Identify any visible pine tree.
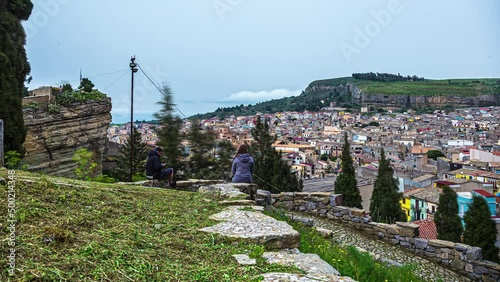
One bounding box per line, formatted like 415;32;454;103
186;120;217;179
250;116;301;193
334;132;362;208
370;148;406;223
463;196;499;262
153;83;184;177
116;127;147;181
434;185;463;242
0;0;33;153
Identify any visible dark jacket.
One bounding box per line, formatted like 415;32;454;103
231;153;254;183
145;150;163;178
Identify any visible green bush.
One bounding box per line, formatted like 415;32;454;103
48;103;60;114
56;90;107;106
23;101;39;111
5;150;28;170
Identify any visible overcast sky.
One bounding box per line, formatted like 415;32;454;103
24;0;500;123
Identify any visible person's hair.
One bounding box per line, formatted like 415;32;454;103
155;146;163;152
235;144;248;157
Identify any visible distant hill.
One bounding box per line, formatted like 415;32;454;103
190;74;500;120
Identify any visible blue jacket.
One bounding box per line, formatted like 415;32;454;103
231;153;254;183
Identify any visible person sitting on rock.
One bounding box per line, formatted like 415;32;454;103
145;146;176;188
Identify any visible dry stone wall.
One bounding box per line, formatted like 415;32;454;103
255;190;500;281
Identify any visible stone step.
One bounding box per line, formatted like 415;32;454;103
199;205;300;249
218;200;255;206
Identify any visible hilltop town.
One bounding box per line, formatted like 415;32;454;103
108;106;500;239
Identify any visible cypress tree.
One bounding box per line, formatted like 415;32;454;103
434;185;463;242
463;196;499;262
370;148;406;223
0;0;33;153
153;83;184;178
334;132;362;208
214;139;234;182
250;116;301;193
115;127;147;181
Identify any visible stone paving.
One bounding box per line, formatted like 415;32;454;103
288;212;472;282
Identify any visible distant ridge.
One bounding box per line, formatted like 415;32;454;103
190;75;500;120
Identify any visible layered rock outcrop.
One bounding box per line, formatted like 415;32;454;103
22;98;111;177
306;83;499;109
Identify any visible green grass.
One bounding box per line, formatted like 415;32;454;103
0;169;302;281
268;209;429;282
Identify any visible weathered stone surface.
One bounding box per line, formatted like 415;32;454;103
232;254;256;265
257;272;356;282
263;249;341;276
450;259;466;270
350;208;365;217
316;227;333;238
466;247;482;261
429;239;456;248
200;206;300;249
414;238;428;250
23;99;111;177
199;183;248;198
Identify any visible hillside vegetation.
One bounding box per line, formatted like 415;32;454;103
0;169;299;281
191;75;500;120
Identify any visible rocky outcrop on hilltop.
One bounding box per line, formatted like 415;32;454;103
306;83;499;109
22;98;111;177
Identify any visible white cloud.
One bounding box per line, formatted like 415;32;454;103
226;88;301;104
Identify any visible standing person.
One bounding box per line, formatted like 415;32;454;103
231;144;255;183
145;147;176;188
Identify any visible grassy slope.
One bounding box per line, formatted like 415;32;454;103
309;77;500;97
0;169;299;281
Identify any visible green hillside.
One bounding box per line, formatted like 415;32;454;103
0;169;299;281
190;75;500;120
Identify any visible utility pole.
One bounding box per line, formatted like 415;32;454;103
129;56;138;181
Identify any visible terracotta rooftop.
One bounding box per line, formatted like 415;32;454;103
413;219;437;240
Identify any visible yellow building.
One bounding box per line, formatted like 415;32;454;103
400;196;412;221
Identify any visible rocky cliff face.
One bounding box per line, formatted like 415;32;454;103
22;98;111;177
306;83;499;108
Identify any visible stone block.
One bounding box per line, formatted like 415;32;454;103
400;241;411;249
318;209;327;215
329;194;342;206
305;201;317;211
376;232;385;238
465;263;474;273
450;259;466;270
454;243;469;253
342;215;350;221
275;201;295;210
429;239;456;248
437;252;449;260
414;238;428;250
351;217;361;223
466;247;482;261
424;251;436;258
474;265;490;275
364;228;376;235
350;208;365;217
278;192;295;201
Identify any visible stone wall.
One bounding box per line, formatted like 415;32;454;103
255;190;500;281
22;98;112;177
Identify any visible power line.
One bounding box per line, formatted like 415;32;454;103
103;70;129;91
136;63;188;119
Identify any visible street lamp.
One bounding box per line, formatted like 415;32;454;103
129;56;138;182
